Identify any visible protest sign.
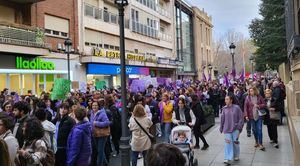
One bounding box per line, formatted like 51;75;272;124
95;81;106;90
79;82;87;93
51;78;71;100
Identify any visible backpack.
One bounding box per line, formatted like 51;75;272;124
32;139;55;166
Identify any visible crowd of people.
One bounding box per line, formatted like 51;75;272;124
0;76;286;166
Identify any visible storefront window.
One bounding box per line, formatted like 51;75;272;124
0;74;6;91
9;74;21;94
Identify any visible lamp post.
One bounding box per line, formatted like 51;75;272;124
225;66;228;73
115;0;130;166
229;43;236;77
208;64;213;79
64;38;72;83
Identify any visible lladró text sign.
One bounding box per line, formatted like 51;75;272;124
16;57;55;70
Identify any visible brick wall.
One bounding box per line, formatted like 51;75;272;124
31;0;78;52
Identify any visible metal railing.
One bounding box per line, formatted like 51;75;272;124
131;20;158;38
84;3;130;28
135;0;171;18
0;25;46;47
158;32;172;42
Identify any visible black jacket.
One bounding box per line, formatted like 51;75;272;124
110;105;122;139
14;114;30;148
55;115;75;148
174;107;192;124
264;97;280;125
191;102;206;126
148;100;159;124
272;86;284;110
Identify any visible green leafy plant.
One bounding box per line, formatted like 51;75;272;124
202;104;214;117
35;28;45;44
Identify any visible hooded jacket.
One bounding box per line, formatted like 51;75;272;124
67;121;92;166
42;120;57;152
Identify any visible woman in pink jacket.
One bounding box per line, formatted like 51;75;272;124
244;86;266;151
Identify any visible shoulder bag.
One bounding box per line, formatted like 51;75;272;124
134;118;155;143
93;111;111;137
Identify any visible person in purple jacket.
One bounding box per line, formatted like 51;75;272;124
67;107;92;166
90;101;111;166
220;95;244;165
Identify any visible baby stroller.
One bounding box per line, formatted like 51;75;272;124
170;124;198;166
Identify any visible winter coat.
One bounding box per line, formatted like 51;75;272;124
220;104;244;134
17;139;47;166
55;115;75;148
109;105;122;140
159;101;173;123
172;107;196;127
13;114;30;148
264;97;281;125
92;108;111;129
272;86;285;111
191;101;207;128
67;121;92;166
244;95;266;120
129;116;153;152
148;100;160;124
42;120;57;152
0;130;19;166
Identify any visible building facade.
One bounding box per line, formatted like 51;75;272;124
192;7;213;80
78;0;178;87
0;0;82;95
285;0;300;165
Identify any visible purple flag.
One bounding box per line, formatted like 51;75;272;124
202;72;207;82
223;73;229;87
231;68;236;79
208;74;212;82
239;71;245;83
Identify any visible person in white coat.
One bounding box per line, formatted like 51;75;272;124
129;104;153;166
0;112;19;166
35;108;57;153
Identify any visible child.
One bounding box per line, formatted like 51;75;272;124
175;132;190;144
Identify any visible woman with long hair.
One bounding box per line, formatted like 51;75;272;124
17;117;47;165
159;93;173;142
0;138;11;166
244;86;266;151
129;104;153;166
220;95;244;165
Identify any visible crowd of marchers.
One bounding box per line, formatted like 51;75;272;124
0;76;286;166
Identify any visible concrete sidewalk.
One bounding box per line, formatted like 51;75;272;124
195;118;294;166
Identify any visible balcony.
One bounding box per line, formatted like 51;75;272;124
84;3;130;28
158;32;172;42
134;0;171;19
0;25;46;48
131;20;158;38
7;0;45;4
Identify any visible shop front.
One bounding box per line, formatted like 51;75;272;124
0;54;69;95
86;63;149;88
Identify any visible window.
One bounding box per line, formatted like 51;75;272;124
85;29;101;46
85;42;90;46
104;44;109;49
45;15;69;38
109;45;114;49
99;44;103;48
85;5;94;17
115;46;119;50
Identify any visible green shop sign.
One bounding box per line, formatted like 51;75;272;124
16;57;55;70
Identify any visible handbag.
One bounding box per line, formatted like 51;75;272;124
258;109;267;116
93;126;111;137
134;118;155;143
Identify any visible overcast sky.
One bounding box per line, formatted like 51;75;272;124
189;0;261;39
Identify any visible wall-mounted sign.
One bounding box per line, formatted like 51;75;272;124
93;48;157;63
157;57;170;64
16;57;55;70
87;63;149;75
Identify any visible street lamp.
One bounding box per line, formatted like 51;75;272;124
64;38;72;82
208;64;213;74
229;43;236;77
115;0;130;166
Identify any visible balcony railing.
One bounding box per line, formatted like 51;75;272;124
84;3;130;28
0;25;46;48
158;32;172;42
131;20;158;38
135;0;171;18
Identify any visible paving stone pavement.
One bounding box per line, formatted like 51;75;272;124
109;118;294;166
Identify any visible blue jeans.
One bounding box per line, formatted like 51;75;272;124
224;130;240;161
162;122;171;142
251;118;263;145
132;151;147;166
95;137;108;166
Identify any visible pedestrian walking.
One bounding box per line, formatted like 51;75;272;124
190;95;209;150
67;107;92;166
53;103;75;166
129;104;153;166
159;93;173;142
244;87;266;151
0;138;11;166
264;89;280;148
220;95;244;165
90;100;111;166
16;117;48;166
0;112;18;166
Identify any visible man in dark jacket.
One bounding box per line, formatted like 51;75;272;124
209;85;220;117
12;101;30;148
146;93;160;140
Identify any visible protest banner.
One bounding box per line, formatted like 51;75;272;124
51;78;71;100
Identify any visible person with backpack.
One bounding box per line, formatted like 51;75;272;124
35;108;57;153
67;107;92;166
17;117;50;166
105;95;121;157
0;112;19;166
53;103;75;166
